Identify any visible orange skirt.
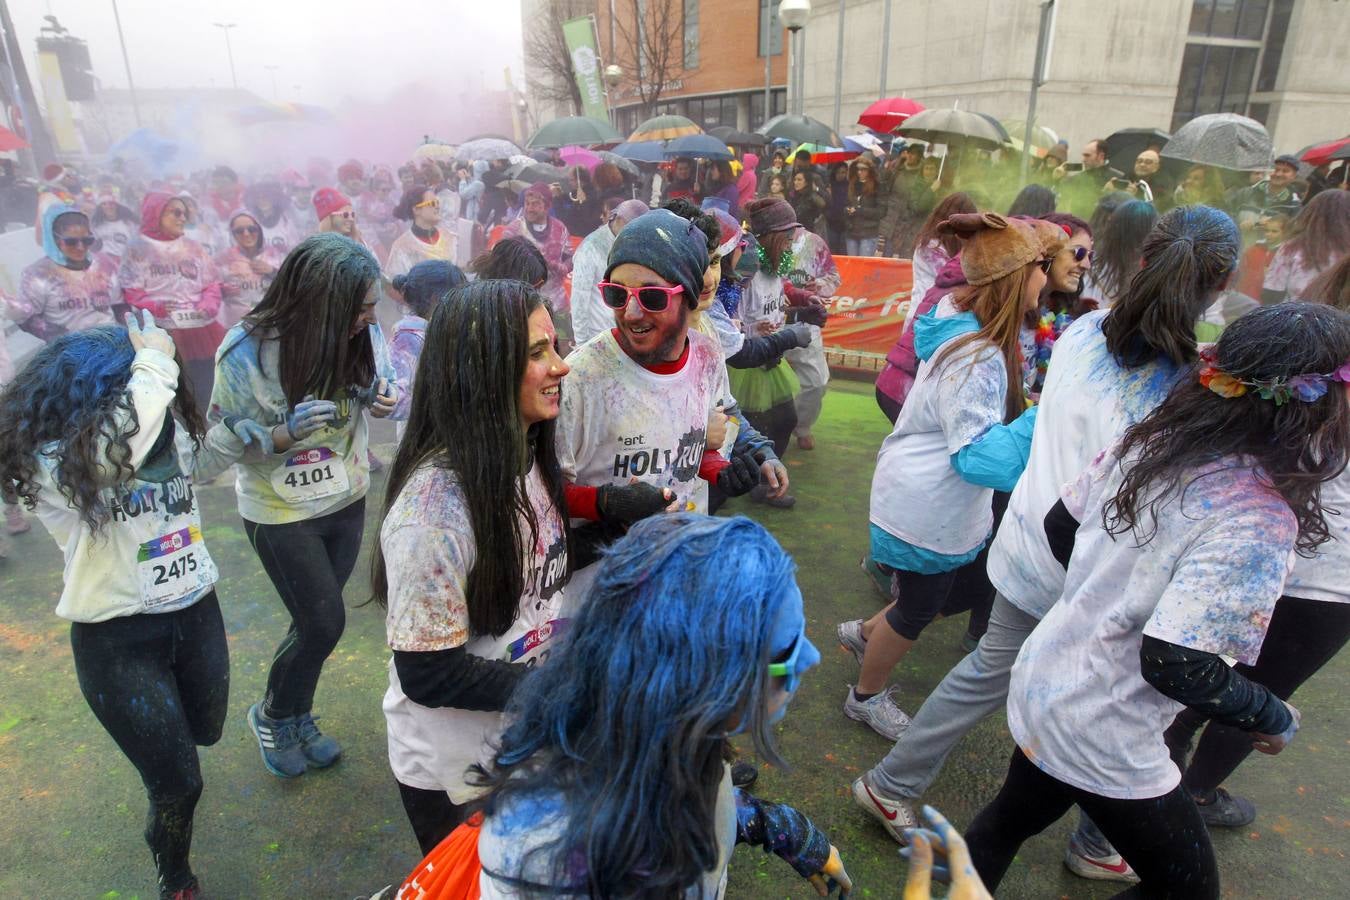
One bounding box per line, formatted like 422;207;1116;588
397;813;483;899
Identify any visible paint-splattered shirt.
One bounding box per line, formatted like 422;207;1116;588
213;244;285;330
208;322;394;525
1284;468;1350;605
10;254;121;340
380;459;569;800
1007;449;1296;799
118;234;221;330
384;227;455;279
987;310;1187;618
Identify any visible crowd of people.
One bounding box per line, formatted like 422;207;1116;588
0;130;1348;900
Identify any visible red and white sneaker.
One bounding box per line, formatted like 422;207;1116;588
851;773;919;844
1064;830;1140;883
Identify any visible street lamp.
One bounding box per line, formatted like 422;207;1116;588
603;64;622;88
212;22;238;91
603;64;623;129
780;0;811;116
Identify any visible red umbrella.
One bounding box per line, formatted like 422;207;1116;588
1301;137;1350;167
857;98;926;133
0;124;29;151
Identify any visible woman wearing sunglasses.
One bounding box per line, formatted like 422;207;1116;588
839;213;1056;745
9;203;122;341
386;186;456;278
1026;213;1095;397
119;193;224;415
215;210;285;330
472;513;853;899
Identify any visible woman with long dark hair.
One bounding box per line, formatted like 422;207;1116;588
386;185;456;278
1026;212;1093;396
967;302;1350;897
852;208;1241;872
1082;199;1158;308
471;514;852;898
0;312;270;899
211;232;398;779
840;214;1058;743
1006;184;1056;218
467;235;548;287
373;278;571;855
845;156;884;256
1262;189;1350;303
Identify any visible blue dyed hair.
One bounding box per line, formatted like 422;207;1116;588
390;258;466;319
0;325;205;533
475;513;798;896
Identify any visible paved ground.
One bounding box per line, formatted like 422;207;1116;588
0;378;1345;898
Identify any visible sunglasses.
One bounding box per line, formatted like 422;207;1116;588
767;628;807;693
232;225;261;236
332;210;356;220
1064;245;1095;264
598;281;684;312
413;198;440;210
58;236;97;248
1037;257;1054;273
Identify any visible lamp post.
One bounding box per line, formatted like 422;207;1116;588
109;0;141;127
603;64;622;129
212;22;238;91
780;0;811;117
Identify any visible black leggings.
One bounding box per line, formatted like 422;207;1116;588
244;498;365;718
742;398;798;461
397;780;471;857
69;592;230;893
1167;593;1350;795
967;749;1217;899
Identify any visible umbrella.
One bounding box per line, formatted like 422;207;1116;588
560;146;602;170
458;137;523;162
527;116;624;150
1001;119;1060;156
628;115;702;142
757;114;841;148
788;142;859;165
1161;113;1272;172
1300;137;1350;167
663;134;733;161
843;134;883;153
106;128;183;174
709;125;768;146
894;108;1006;150
0;124;28;152
612;141;667;163
1105;127;1171;167
506;161;569;183
857;97;926;133
412;142;457;163
596;150;641;177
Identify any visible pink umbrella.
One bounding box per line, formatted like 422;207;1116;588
560;146;602;171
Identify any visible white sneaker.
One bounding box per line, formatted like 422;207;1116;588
852;774;919;844
836;619;867;664
1064;830;1141;883
843;686;912;742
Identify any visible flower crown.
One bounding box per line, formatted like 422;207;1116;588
1198;345;1350;405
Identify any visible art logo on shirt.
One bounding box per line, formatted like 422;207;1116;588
110;474;195;522
610;426;706;482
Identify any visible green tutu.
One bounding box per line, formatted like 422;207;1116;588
728;359;801;413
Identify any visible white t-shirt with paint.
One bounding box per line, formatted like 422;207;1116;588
1284;468;1350;605
381;459;570;804
870;297;1007;556
987;310;1187;618
1007;450;1296;800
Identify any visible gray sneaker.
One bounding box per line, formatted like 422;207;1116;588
247;703;306;778
843;686;912;742
296;712;342;769
837;619;867;665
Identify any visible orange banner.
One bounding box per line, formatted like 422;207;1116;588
820;256;913;356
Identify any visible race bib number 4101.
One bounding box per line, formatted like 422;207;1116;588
270;447;350;504
136;525;219;608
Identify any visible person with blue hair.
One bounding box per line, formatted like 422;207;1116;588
387;258;468;427
0;311;271;899
471;513;853;897
8;203;122;341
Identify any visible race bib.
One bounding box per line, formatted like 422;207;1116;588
167;305;213;328
137;525;218;608
503;618;570;670
270;447;350;503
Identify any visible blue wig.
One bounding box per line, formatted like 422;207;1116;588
476;513;800;896
391;258;467;319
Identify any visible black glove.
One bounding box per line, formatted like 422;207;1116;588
716;453;761;497
784;322;814;348
793;302;828;327
596;481;671;524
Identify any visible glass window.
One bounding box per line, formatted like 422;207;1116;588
1208;0;1242;37
684;0;699;69
758;0;784;57
1190;0;1215;34
1236;0;1268;39
750;89;786;128
1256;0;1293;91
1172;44;1208;128
1224;47;1259;112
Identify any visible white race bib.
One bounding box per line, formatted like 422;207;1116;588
499;617;570;672
270;447;350;503
136;525;219;608
168;305;213;328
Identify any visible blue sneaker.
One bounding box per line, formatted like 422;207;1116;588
296;712;342;768
247;703;306;778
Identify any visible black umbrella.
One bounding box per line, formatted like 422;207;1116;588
756;114;841;148
709;125;768;146
1105;128;1171;168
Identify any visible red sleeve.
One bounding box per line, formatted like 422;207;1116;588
198;282;223;317
564;482;601;521
698;450;731;483
121;287;167;318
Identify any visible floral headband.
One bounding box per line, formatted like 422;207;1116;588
1198;345;1350;405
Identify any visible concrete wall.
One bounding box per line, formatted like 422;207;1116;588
1261;0;1350;153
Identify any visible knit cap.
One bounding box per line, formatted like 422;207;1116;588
312;187;351;221
744;197;799;238
605;209;709;307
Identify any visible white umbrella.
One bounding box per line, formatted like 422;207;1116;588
1162;113;1273;172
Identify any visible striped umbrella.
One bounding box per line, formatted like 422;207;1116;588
628;115;702;142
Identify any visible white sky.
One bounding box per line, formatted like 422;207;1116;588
12;0;525;107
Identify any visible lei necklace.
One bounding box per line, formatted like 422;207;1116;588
1198;345;1350;405
758;244;795;277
